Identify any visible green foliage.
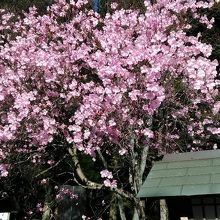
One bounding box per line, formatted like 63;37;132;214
204;4;220;64
99;0;145;15
0;0;50;14
78;153;102;182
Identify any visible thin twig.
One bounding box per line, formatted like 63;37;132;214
35;155;67;178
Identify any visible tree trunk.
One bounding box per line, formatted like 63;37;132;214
129;135;149;220
132;199;146;220
132;208;139;220
42;187;51;220
109;200;117;220
118;197;126;220
42;202;51;220
69;146;145;219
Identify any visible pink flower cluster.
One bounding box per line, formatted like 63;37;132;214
100;169;117;188
0;0;219;186
56;187;78;201
0;164;8;177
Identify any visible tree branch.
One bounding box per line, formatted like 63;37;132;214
68;147;102;189
138;146;149;186
118;196;127;220
68;146;137;201
97;148;108;168
35;156;66;179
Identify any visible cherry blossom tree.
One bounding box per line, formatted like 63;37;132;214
0;0;219;219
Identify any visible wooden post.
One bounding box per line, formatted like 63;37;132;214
160;199;168;220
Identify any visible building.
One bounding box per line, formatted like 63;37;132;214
138;150;220;220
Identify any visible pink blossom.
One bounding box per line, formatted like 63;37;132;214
0;164;8;177
56;187;78;201
119;148;127;155
40;179;47;184
100;170;113;179
142;128;154;139
103;179;117;188
213;101;220;114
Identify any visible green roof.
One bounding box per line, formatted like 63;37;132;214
137;150;220;198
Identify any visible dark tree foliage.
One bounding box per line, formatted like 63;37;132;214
0;0;51;13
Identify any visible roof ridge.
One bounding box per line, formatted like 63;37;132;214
162;150;220;162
